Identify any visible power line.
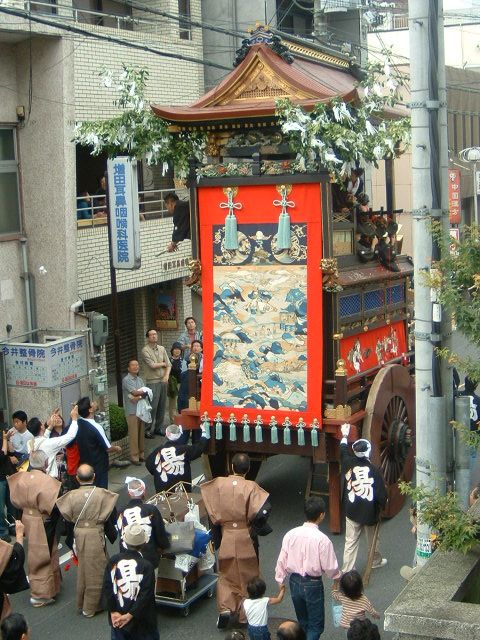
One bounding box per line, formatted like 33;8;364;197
0;5;231;70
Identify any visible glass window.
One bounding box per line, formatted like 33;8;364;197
0;130;15;161
178;0;191;40
0;128;21;236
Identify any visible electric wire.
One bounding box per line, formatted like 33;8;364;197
0;5;231;70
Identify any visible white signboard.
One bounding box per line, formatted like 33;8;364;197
1;335;88;388
107;157;141;270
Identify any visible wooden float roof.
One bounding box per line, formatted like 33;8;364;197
152;29;364;125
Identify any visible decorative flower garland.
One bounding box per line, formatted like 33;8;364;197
275;55;411;184
74;54;410;182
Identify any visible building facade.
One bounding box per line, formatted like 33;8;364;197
0;0;204;419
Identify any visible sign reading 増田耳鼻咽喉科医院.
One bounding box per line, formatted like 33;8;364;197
107;157;141;270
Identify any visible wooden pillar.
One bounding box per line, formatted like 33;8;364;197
327;434;342;534
385;157;395;212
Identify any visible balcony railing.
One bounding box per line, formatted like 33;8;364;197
14;0;191;35
76;188;186;228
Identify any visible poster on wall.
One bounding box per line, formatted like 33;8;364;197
154;288;178;330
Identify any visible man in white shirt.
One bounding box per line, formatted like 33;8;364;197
27;406;79;478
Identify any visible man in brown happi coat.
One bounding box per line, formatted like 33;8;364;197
56;464;118;618
200;453;272;629
8;449;61;608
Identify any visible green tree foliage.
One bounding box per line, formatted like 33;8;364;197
400;481;479;554
429;223;480;383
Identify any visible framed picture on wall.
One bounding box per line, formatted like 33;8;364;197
154;288;178;330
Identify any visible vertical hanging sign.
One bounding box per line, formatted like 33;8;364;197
107;157;141;269
448;169;461;225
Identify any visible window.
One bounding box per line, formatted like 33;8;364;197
178;0;191;40
0;128;21;236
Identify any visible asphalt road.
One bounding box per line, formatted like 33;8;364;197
10;447;415;640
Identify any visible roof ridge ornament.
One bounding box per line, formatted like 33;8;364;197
233;24;294;67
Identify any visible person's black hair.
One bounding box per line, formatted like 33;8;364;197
12;411;27;424
184;316;196;327
1;613;29;640
191;339;203;350
145;328;157;338
246;576;266;599
340;570;363;600
27;417;42;437
164;192;179;203
171;342;182;355
304;496;326;522
357;193;369;205
232;453;250;475
77;397;91;419
464;376;478;394
347;618;381;640
277;621;306;640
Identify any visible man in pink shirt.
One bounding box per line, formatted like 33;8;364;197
275;497;341;640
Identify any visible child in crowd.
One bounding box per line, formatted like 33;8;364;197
243;577;285;640
7;411;33;468
332;570;380;630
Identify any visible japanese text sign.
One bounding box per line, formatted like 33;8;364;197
107;157;141;269
0;335;87;388
448;169;461;224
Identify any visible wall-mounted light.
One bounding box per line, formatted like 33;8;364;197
16;106;25;122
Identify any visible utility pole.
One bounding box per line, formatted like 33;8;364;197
313;0;327;38
409;0;451;566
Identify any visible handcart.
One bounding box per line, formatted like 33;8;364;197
154;572;218;616
147;483;217;617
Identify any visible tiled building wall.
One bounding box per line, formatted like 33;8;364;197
76;217;191;299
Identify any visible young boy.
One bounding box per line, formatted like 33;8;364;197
8;412;33;466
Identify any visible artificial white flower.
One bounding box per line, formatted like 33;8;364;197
365;120;376;136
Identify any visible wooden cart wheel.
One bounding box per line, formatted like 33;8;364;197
362;364;415;518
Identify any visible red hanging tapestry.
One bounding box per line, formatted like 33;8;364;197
198;182;323;426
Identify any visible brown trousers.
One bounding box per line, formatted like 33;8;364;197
127;414;144;461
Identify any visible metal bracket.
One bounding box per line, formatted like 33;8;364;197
408;100;447;109
414;331;431;341
430;208;442;219
411;207;430;219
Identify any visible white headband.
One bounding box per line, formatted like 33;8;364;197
125;476;146;497
352;439;371;459
166;425;183;441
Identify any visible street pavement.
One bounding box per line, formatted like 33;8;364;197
10;440;416;640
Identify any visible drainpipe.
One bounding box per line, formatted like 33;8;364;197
19;237;34;335
70;299;83;331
